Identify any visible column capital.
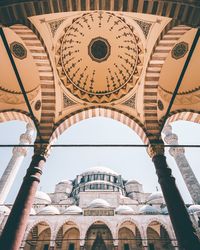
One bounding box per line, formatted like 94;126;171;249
12;146;27;157
34;142;51;159
169;147;185;157
147;143;164;158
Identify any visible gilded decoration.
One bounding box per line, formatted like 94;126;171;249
10;42;27;60
56;11;144;103
171;42;188;60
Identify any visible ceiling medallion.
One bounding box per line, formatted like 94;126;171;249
10;42;27;60
171;42;188;60
56;11;143;103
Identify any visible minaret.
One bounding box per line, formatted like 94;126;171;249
163;124;200;204
0;123;35;204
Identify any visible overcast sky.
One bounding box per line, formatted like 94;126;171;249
0;118;200;204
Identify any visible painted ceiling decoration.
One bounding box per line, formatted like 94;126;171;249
55;11;144;103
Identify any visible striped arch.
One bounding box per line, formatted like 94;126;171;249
145;217;175;241
50;107;149;144
10;24;55;142
115;218;143;240
22;219;52;247
144;25;191;140
0;1;200;27
0;109;34;125
165;110;200;125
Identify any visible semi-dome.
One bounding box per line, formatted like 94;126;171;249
115;205;134;215
81;166;119;176
63;205;83;215
37;205;60;215
30;208;36;215
0;205;10;215
88;198;111;208
188;205;200;214
35;191;51;204
125;180;140;185
139;205;160;215
147;192;164;204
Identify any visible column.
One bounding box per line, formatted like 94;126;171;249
0;123;34;204
163;124;200;204
148;143;200;250
0;143;49;250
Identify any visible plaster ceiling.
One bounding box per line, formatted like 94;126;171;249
55;11;144;103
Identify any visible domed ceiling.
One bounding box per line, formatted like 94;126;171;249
55;11;143;103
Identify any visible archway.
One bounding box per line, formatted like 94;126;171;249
85;221;113;250
147;221;175;250
118;221;143;250
24;221;51;250
55;221;80;250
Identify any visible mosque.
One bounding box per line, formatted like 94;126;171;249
1;165;200;250
0;0;200;249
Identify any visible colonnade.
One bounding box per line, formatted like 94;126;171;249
0;123;200;249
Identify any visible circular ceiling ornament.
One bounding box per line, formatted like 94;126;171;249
171;42;188;60
56;11;143;103
10;42;27;60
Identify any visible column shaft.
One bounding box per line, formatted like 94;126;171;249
152;154;200;250
0;153;46;250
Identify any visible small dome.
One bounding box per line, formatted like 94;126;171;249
30;208;36;215
147;192;164;203
37;205;60;215
0;205;10;215
35;191;51;204
89;198;111;208
63;205;83;215
125;180;140;185
57;180;72;185
161;206;168;215
81;166;119;176
115;205;134;215
188;205;200;214
139;205;160;215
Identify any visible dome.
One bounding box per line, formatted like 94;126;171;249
37;205;60;215
125;180;140;185
139;205;160;215
0;205;10;215
58;180;72;185
161;206;168;215
35;191;51;204
63;205;83;215
88;198;111;208
115;205;134;215
81;166;119;176
30;208;36;215
188;205;200;214
147;192;164;203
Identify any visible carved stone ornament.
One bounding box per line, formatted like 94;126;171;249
147;144;165;158
10;41;27;60
171;41;188;60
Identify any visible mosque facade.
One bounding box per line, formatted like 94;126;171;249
1;166;200;250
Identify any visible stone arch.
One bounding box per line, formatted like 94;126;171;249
117;219;143;250
84;220;114;250
145;217;175;242
165;110;200;126
144;25;191;140
50;106;149;144
0;109;34;125
23;219;52;249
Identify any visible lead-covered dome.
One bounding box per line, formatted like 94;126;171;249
88;198;111;208
35;191;51;204
147;192;164;204
188;205;200;214
115;205;135;215
139;205;160;215
0;205;10;215
63;205;83;215
81;166;119;176
37;205;60;215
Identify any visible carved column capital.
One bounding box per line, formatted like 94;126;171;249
147;143;164;158
169;147;185;157
12;146;27;157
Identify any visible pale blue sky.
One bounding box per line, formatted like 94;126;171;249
0;118;200;204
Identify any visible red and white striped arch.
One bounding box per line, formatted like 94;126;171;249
0;109;34;125
50;107;149;144
166;110;200;125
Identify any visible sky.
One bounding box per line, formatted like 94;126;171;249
0;117;200;204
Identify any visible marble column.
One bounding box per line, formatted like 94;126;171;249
0;123;34;204
148;143;200;250
163;124;200;204
0;143;49;250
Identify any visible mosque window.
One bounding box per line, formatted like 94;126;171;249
100;174;104;180
43;244;49;250
69;243;75;250
148;243;155;250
